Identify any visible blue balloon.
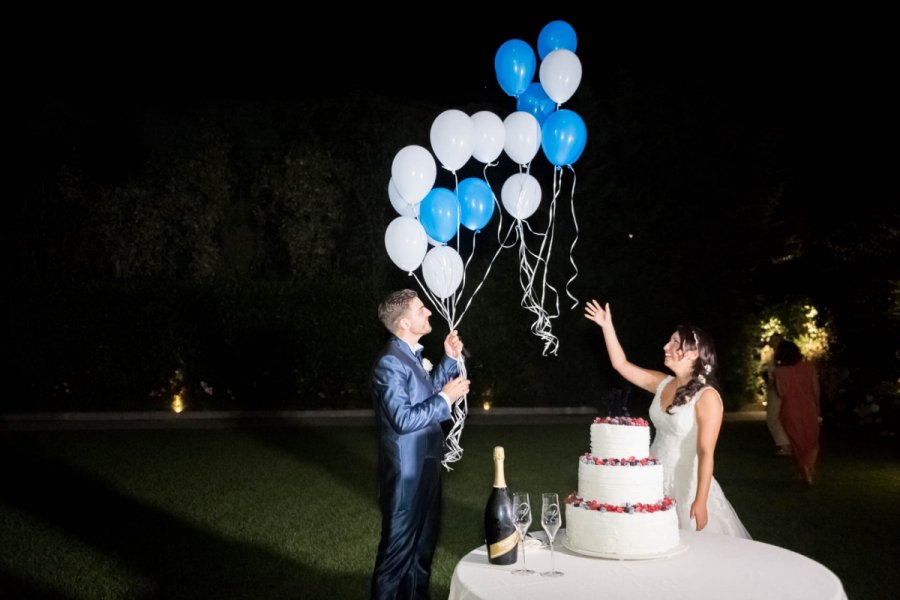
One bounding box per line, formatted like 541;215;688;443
517;82;556;126
419;187;460;243
541;109;587;167
456;178;495;232
537;20;578;60
494;39;536;97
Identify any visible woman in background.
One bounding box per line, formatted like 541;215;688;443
764;333;792;456
774;340;821;486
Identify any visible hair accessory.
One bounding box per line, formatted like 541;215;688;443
698;374;707;385
704;364;712;374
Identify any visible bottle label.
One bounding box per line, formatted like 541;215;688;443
488;532;518;558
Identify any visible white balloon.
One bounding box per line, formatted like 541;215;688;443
430;109;475;172
470;110;506;163
422;245;464;300
388;178;419;218
539;49;582;105
384;216;427;272
502;111;542;165
391;145;436;205
501;173;542;220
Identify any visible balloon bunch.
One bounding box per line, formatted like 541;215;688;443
493;20;587;355
382;20;588;468
385;111;498;470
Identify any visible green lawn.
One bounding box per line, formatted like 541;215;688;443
1;419;897;599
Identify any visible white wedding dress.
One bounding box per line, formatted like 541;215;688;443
649;376;751;538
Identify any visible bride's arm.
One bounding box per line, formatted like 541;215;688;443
691;387;724;531
584;300;666;394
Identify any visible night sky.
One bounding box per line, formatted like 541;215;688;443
20;10;893;375
26;10;807;135
21;11;880;297
24;9;817;215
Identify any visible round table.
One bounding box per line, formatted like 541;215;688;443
449;529;847;600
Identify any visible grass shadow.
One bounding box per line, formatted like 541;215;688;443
0;435;369;599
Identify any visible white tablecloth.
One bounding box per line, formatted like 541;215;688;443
449;529;847;600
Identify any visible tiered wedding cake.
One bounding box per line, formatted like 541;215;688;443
564;416;680;557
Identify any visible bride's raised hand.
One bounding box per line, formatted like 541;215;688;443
584;299;613;329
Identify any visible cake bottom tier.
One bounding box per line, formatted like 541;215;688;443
565;503;680;557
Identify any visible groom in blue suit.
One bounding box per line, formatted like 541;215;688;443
370;289;470;600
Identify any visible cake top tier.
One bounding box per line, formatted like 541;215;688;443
590;418;651;458
593;416;649;427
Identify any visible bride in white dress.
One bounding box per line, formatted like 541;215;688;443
585;300;751;538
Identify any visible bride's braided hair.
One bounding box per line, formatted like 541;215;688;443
667;325;719;414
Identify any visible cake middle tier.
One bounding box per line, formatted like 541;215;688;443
578;457;664;505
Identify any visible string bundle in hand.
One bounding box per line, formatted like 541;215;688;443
442;355;467;470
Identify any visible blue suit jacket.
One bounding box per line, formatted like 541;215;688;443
372;336;459;512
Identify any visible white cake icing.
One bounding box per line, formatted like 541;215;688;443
566;417;680;557
577;458;664;505
565;505;680;556
590;422;648;458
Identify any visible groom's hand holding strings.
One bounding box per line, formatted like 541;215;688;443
442;376;470;404
443;330;469;405
444;329;464;359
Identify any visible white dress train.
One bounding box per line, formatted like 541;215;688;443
649;376;751;539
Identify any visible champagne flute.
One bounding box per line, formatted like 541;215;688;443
511;492;534;575
540;492;564;577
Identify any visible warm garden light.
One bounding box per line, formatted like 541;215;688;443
796;306;829;360
482;387;494;411
753;304;832;403
171;393;185;413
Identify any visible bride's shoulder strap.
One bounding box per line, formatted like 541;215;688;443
655;375;673;395
694;386;723;407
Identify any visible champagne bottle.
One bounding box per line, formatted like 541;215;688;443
483;446;518;564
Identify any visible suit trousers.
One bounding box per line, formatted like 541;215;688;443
371;457;443;600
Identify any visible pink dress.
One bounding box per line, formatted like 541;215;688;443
775;362;820;470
